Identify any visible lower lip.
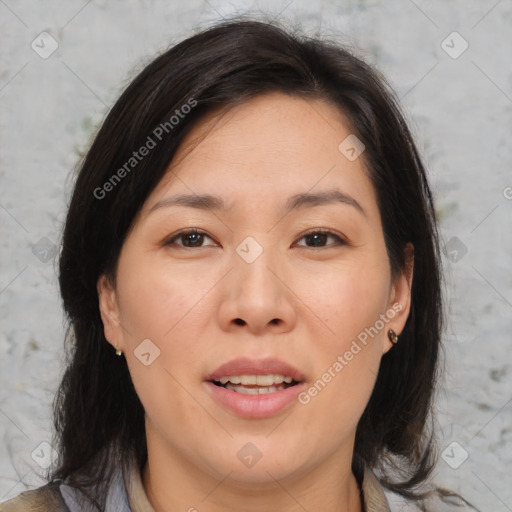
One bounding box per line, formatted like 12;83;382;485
204;381;306;419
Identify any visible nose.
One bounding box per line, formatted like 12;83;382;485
217;244;297;336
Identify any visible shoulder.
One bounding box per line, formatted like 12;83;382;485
384;487;479;512
360;463;478;512
0;481;69;512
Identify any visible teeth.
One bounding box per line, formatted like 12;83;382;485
225;383;286;395
217;374;294;386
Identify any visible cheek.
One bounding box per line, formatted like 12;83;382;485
113;251;214;399
292;258;390;428
295;256;391;345
115;255;213;341
115;262;210;438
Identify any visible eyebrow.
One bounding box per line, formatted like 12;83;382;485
148;189;366;217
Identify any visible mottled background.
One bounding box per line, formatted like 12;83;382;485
1;0;511;510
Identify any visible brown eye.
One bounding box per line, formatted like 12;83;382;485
295;230;347;248
165;229;216;248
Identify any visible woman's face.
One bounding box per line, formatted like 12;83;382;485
98;92;412;487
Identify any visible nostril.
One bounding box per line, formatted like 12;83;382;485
233;318;280;326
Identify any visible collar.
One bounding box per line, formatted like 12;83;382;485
360;464;392;512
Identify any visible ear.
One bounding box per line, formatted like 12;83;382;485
383;243;414;353
97;274;124;353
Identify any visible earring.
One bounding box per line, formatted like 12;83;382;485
388;329;399;344
115;348;123;356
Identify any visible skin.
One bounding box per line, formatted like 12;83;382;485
97;92;413;512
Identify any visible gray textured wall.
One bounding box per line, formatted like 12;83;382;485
1;1;511;510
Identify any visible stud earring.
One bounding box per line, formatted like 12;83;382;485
388;329;399;344
115;348;123;356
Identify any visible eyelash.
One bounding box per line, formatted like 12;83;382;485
164;228;348;249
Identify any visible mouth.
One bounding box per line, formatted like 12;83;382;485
210;374;302;395
204;357;307;418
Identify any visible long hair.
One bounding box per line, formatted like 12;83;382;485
52;17;445;508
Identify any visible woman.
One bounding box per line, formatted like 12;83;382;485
1;18;478;512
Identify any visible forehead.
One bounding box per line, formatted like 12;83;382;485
142;92;378;219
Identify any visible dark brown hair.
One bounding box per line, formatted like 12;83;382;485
51;16;455;509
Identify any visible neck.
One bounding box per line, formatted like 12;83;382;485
141;435;363;512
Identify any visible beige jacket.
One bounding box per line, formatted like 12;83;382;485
0;453;476;512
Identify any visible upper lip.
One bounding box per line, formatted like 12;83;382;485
206;357;306;382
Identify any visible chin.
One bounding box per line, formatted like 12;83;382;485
221;463;299;489
208;444;311;487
